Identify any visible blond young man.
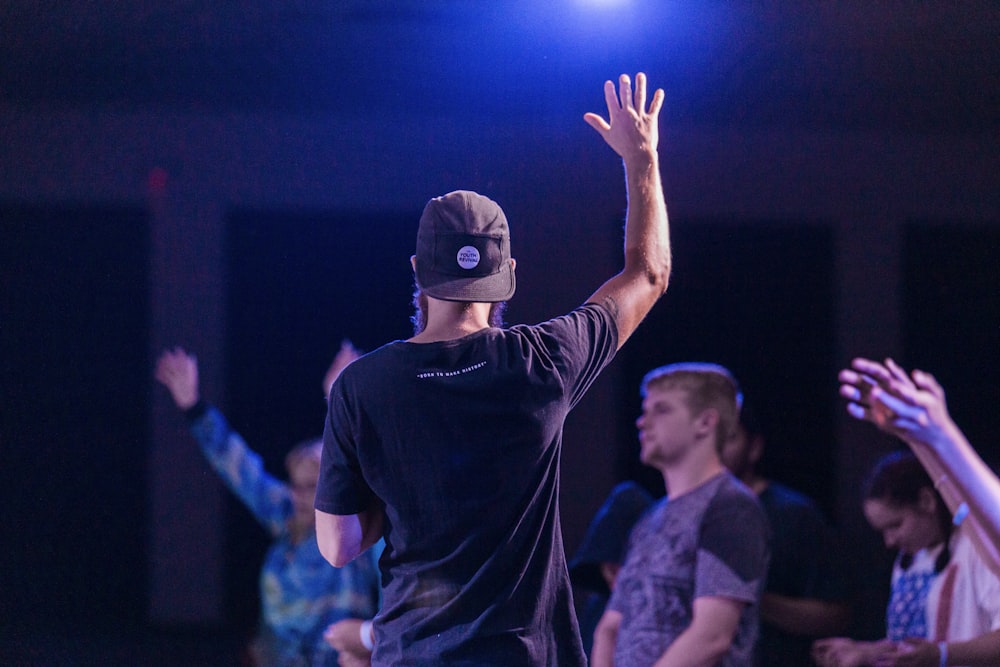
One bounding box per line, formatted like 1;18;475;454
592;363;769;667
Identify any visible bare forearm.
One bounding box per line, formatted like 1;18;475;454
623;152;670;292
593;151;670;345
947;629;1000;666
652;626;731;667
590;631;616;667
624;149;669;255
910;424;1000;573
591;610;621;667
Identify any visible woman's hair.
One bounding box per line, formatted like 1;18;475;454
864;449;952;572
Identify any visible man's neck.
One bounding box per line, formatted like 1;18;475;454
662;455;726;499
409;298;493;343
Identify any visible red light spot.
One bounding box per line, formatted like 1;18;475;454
147;167;169;195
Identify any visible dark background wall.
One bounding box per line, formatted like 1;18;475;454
1;1;998;658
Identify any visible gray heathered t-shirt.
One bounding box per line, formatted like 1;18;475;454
608;472;769;667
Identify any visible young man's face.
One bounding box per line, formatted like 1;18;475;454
635;385;704;470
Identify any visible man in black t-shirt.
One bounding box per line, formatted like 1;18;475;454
314;72;672;666
720;400;850;666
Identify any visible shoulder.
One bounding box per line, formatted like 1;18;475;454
699;475;770;579
763;481;820;510
702;475;769;542
331;341;406;390
712;473;766;510
761;482;828;524
510;303;618;344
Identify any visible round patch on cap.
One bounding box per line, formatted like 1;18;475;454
456;245;481;270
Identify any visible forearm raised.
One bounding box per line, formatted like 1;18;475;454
904;423;1000;574
590;154;670;345
623;152;671;289
584;73;671;346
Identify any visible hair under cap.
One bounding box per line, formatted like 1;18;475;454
415;190;515;302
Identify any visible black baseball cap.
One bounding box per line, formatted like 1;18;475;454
414;190;515;302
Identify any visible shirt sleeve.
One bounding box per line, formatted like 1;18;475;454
315;374;377;516
695;488;769;605
188;403;291;536
968;528;1000;631
526;303;619;410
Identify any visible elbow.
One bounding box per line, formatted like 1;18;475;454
329;554;353;568
707;638;734;663
315;511;360;567
648;246;672;296
648;262;671;297
318;539;353;568
701;629;738;663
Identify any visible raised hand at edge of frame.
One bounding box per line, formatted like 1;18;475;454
323;339;363;400
837;357;956;449
154;347;200;411
583;72;664;164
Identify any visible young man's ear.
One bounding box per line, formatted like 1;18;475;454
695;408;719;438
748;434;766;467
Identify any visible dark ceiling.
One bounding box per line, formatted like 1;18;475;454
2;1;997;132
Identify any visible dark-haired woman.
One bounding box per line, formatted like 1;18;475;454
812;452;1000;667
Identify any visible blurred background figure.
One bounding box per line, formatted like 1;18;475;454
568;481;654;659
721;398;850;665
155;342;381;667
812;451;1000;667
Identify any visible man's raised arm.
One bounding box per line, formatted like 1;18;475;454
584;72;671;349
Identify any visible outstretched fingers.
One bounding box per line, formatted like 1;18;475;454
884;357;913;385
849;357;892;383
582;79;618;133
618;73;635;112
912;368;946;401
647;86;664;117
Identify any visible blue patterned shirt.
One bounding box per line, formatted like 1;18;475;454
189;402;382;666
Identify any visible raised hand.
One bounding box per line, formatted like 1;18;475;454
584;72;664;163
840;357;1000;575
838;357;955;448
323;339;363;399
155;347;200;410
